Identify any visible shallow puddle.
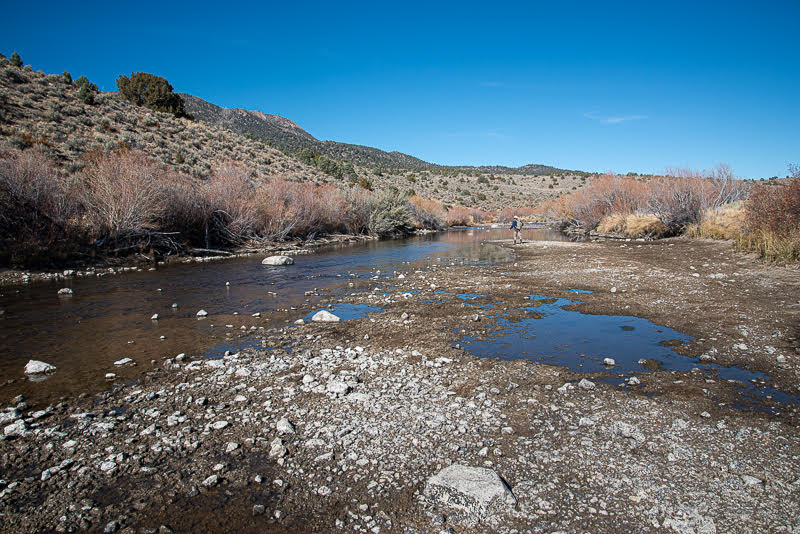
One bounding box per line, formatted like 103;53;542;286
457;294;798;411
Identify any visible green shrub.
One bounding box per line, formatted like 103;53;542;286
116;72;186;116
62;71;72;84
9;51;22;68
77;84;94;104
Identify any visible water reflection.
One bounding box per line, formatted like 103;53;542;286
0;228;527;403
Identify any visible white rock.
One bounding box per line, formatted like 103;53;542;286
294;319;305;325
603;358;616;366
114;358;134;366
151;313;159;320
612;421;645;443
424;464;516;524
99;461;117;473
225;442;239;453
610;287;617;293
24;360;57;375
276;418;296;434
212;420;230;430
196;309;208;317
327;381;351;395
57;288;73;296
202;474;219;487
269;437;287;458
262;255;294;266
63;440;77;448
311;310;340;323
578;378;595;390
3;419;28;437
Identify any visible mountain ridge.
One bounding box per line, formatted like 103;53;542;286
180;94;569;175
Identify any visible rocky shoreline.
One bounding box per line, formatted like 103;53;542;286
1;237;798;533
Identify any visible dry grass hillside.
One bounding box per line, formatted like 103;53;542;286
0;64;327;185
0;55;593;219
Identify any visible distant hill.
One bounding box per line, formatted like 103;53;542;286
181;94;434;171
181;94;571;176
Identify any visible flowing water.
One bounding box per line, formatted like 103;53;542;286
0;225;794;411
0;227;559;403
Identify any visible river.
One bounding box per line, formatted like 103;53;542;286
0;227;566;404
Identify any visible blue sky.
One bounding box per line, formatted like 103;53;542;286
3;1;798;178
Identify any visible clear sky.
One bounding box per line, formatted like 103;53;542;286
2;1;798;178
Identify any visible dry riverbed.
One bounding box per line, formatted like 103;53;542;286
1;237;799;533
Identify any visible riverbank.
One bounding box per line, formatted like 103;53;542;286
0;233;382;288
1;236;798;533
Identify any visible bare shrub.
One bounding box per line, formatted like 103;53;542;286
557;166;748;234
158;177;209;246
202;162;256;245
496;207;538;223
468;207;493;224
253;178;303;240
746;175;800;235
408;195;446;229
341;187;373;235
80;149;166;238
445;206;472;226
0;147;80;222
0;148;84;265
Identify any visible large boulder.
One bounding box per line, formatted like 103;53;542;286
24;360;57;375
311;310;340;323
424;464;516;525
262;255;294;266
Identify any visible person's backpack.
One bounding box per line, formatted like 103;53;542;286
518;220;524;230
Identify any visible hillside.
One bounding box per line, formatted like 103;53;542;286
181;93;436;171
0;66;326;184
0;58;588;215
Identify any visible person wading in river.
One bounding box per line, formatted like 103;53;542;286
510;215;523;244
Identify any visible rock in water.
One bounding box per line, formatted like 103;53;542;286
196;309;208;317
24;360;57;375
311;310;340;323
262;256;294;266
57;288;73;296
424;464;516;525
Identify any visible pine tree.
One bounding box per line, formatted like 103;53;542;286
9;51;22;68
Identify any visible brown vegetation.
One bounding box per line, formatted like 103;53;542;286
550;168;747;237
737;166;800;262
0;147;449;267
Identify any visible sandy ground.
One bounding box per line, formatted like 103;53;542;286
1;236;798;533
